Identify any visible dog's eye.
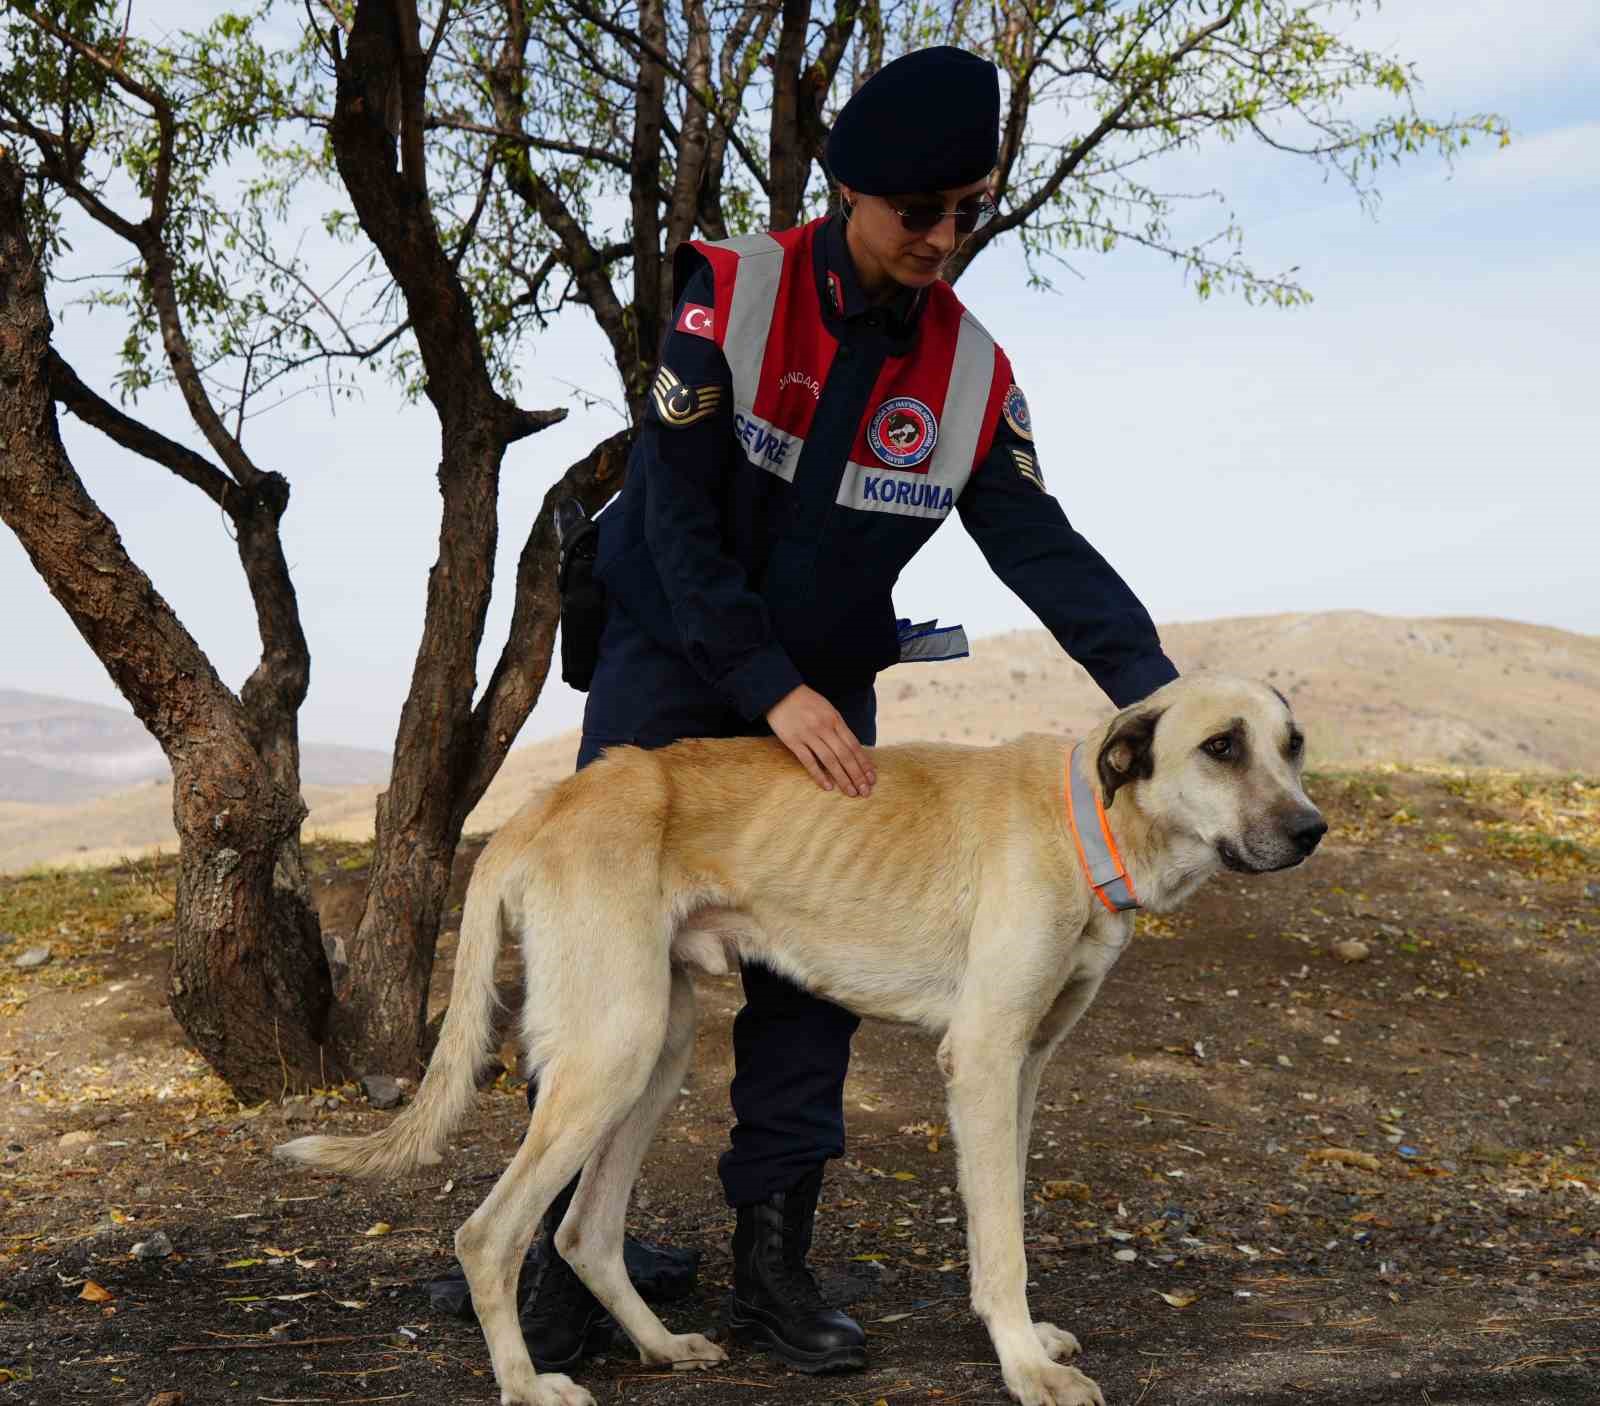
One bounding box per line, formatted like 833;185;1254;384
1202;735;1233;760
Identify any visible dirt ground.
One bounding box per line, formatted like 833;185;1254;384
2;764;1597;1406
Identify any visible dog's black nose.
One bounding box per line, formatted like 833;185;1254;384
1290;812;1328;856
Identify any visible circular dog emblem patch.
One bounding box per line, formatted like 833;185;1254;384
868;396;938;469
1002;383;1033;441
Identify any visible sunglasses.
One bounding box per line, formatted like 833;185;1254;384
882;193;998;236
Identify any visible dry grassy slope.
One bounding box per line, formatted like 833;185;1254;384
886;612;1600;770
4;611;1595;873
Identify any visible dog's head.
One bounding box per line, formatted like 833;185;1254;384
1097;674;1325;889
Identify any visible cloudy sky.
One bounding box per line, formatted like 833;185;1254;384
7;2;1597;751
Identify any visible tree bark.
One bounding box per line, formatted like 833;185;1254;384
0;151;331;1100
769;0;812;230
326;0;570;1078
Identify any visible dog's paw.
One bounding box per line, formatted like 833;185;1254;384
1004;1360;1105;1406
504;1371;595;1406
1031;1322;1083;1362
661;1332;728;1370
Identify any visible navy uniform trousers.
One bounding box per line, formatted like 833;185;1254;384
569;604;874;1208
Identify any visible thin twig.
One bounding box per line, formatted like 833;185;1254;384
170;1332;398;1354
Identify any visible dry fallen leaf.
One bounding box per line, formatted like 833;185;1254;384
1308;1147;1383;1173
1039;1179;1092;1203
363;1222;393;1237
1156;1290;1197;1308
79;1280;114;1304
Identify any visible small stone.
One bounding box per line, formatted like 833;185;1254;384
132;1231;174;1260
278;1098;315;1125
1585;881;1599;902
13;945;52;970
360;1075;403;1110
1332;940;1371;963
58;1130;94;1151
0;930;16;948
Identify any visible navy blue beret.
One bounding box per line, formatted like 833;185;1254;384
826;46;1000;196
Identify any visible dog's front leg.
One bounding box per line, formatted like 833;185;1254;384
944;1027;1104;1406
1013;1047;1082;1366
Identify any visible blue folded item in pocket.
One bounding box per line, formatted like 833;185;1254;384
896;617;970;664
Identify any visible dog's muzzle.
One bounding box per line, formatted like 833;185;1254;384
1219;808;1327;872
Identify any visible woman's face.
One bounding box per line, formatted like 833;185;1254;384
839;177;994;292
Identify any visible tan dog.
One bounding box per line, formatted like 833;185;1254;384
278;673;1324;1406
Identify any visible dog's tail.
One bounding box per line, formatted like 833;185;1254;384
273;847;511;1179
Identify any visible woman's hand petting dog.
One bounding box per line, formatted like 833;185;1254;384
766;684;876;797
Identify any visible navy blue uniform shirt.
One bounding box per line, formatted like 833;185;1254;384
593;214;1178;722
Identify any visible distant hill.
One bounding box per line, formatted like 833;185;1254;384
0;689;391;805
3;612;1596;873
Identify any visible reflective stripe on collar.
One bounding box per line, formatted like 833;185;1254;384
1065;742;1139;913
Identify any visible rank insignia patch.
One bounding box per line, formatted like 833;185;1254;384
1002;383;1033;441
652;366;723;428
1010;446;1045;491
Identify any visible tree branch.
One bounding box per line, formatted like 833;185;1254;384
45;350;237;510
946;3;1242;284
629;0;669;382
10;0;177;223
568;0;771;196
487;0;638;402
424;112;631;169
462;427;632;814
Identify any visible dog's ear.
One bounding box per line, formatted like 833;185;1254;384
1097;706;1164;809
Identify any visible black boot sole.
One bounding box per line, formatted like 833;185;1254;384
726;1302;867;1374
526;1318;615;1373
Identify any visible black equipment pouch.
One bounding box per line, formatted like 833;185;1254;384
555;498;606;691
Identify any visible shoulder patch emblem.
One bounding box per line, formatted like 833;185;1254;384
675;302;715;339
652;366;723;429
1010;446;1045;492
868;396;938;469
1002;383;1033;441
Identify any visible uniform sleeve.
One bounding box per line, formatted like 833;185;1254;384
956;402;1179;709
638;262;803;719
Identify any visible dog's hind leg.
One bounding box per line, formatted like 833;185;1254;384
455;1032;668;1406
554;969;727;1371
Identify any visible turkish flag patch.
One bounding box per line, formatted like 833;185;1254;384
675;303;715;340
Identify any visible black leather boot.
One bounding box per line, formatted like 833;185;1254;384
518;1178;614;1371
727;1166;867;1372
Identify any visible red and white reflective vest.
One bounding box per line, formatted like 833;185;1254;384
680;220;1013;521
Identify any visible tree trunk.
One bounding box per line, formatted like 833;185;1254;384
325;1;553;1077
769;0;813;230
0;151;333;1100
